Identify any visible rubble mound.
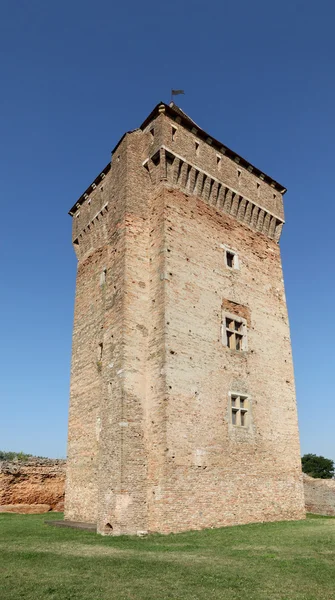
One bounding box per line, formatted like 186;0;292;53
0;458;65;512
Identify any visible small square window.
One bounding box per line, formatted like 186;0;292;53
223;248;239;270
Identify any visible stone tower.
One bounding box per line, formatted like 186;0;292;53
65;102;305;535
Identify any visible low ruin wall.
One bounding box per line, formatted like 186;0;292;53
1;463;334;518
303;473;335;516
0;459;66;513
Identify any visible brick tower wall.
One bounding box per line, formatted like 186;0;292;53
151;186;304;532
65;103;305;534
65;180;110;523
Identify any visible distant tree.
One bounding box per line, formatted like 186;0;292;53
0;450;33;462
302;454;335;479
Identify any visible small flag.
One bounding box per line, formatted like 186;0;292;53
171;89;185;96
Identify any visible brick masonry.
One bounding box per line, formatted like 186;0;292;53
303;474;335;516
65;102;305;534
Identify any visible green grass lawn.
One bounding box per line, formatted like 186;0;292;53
1;513;335;600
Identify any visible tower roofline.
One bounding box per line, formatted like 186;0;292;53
69;101;287;216
140;102;287;195
69;162;111;215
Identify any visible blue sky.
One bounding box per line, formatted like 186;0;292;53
0;0;334;460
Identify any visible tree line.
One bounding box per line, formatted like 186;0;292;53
0;451;46;461
0;450;333;477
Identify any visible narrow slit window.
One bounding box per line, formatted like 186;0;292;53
195;141;200;155
235;335;242;351
172;126;177;141
227;331;234;349
100;268;107;286
226;252;234;268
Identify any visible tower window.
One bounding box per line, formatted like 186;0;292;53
230;394;249;427
222;314;247;352
172;126;177;141
100;268;107;286
226;252;234;268
224;248;239;270
195;141;200;155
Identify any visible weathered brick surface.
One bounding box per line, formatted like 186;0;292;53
0;459;65;509
65;103;305;534
303;474;335;516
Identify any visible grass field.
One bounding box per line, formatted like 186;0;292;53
1;513;335;600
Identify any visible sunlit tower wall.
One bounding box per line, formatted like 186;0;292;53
65;102;305;535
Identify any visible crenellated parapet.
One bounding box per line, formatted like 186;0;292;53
143;146;284;242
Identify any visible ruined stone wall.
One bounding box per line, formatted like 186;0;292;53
303;474;335;516
0;459;65;511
